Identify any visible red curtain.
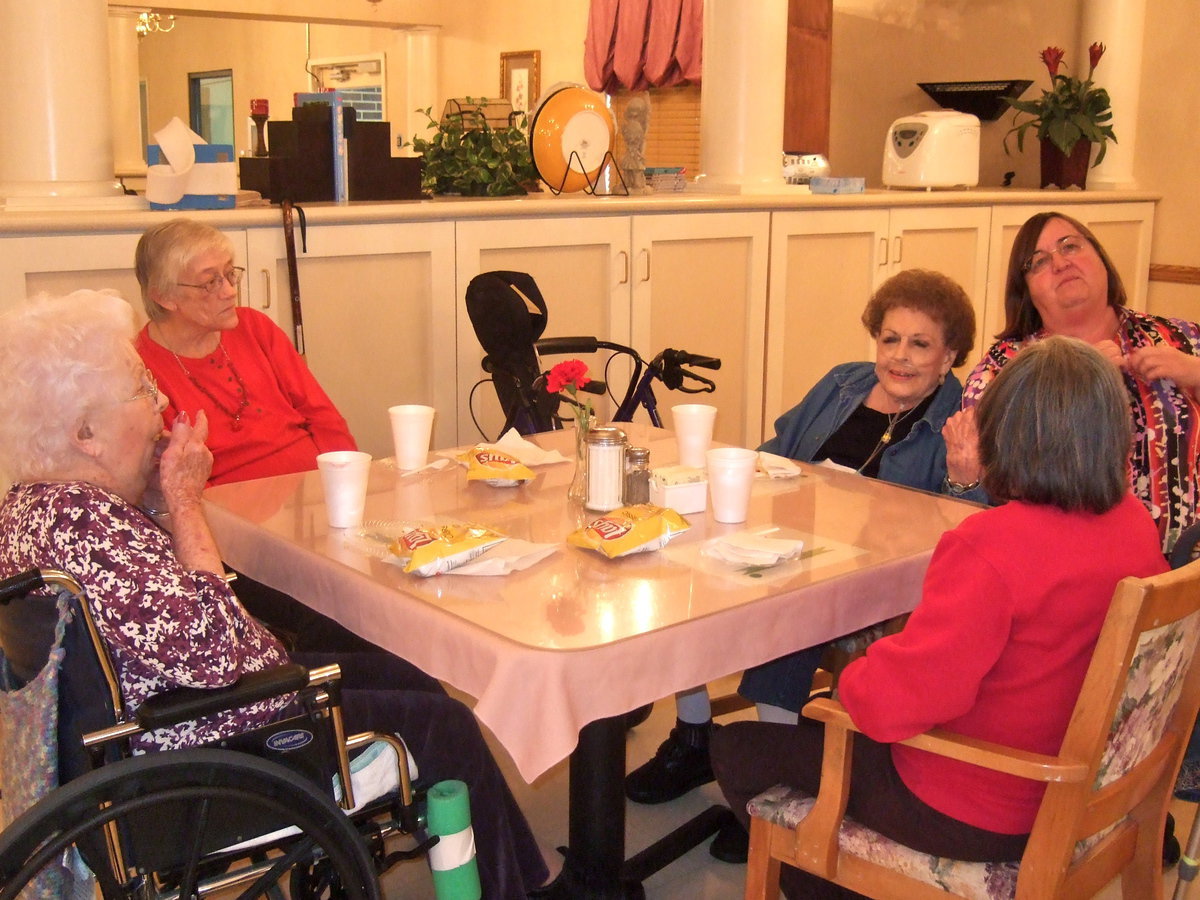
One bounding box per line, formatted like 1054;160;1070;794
584;0;703;93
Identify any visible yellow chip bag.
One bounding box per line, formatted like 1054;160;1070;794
567;504;690;559
389;523;507;576
458;446;536;486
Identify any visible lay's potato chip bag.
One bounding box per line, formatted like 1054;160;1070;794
389;523;507;576
457;446;536;486
567;504;690;559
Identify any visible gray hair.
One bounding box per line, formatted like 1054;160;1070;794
0;291;137;483
134;218;235;322
978;336;1130;513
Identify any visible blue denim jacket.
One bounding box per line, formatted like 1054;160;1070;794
759;362;982;500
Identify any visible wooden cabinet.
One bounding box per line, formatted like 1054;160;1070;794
765;206;989;441
0;229;247;322
245;221;457;457
455;211;770;448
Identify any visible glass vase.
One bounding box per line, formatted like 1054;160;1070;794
567;415;592;504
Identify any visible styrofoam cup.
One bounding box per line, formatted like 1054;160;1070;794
671;404;717;468
316;451;372;529
706;447;758;524
388;404;436;470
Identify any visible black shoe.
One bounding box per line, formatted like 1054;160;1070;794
625;703;654;730
709;816;749;864
625;718;718;804
1164;812;1181;868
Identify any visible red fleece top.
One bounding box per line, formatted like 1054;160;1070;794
136;309;356;486
838;493;1167;834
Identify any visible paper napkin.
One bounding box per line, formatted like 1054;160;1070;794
702;531;805;567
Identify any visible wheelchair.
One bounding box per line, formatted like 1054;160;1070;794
0;567;439;899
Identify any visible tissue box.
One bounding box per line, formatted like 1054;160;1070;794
146;143;237;210
649;465;708;514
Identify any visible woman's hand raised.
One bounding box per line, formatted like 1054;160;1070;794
942;407;983;489
156;411;225;574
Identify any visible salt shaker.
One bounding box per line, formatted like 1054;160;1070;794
585;426;627;511
623;446;651;505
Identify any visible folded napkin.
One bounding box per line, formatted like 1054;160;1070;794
383;457;452;476
449;539;558;576
758;451;803;479
439;429;570;467
702;531;804;567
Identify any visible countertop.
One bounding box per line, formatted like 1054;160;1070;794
0;185;1160;236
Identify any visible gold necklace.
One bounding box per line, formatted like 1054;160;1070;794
856;404;918;474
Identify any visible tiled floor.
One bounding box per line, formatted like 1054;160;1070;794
383;678;1197;898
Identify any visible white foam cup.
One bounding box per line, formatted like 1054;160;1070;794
388;404;436;470
706;447;758;524
671;404;718;468
316;451;373;529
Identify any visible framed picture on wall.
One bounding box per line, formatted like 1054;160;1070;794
500;50;540;115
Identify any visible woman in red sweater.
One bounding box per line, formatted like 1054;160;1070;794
134;218;356;487
711;336;1168;899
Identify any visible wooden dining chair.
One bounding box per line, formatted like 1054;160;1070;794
742;558;1200;900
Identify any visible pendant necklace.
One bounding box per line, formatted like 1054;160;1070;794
157;325;250;431
857;403;918;474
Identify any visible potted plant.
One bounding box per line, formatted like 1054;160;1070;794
1004;43;1117;189
406;99;537;197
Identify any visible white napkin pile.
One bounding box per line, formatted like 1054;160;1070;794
449;538;558;576
702;531;805;567
758;451;803;479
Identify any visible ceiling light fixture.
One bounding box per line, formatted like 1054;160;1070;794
136;12;176;38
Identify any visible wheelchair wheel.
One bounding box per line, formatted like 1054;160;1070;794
0;748;380;900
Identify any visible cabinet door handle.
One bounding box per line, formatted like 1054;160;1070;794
878;237;888;267
639;248;651;282
617;250;629;285
259;268;271;310
892;236;902;265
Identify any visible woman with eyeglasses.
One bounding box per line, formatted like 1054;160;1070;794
134;218;356;487
949;211;1200;554
0;292;560;899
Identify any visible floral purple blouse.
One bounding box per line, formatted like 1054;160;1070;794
0;481;291;751
962;307;1200;554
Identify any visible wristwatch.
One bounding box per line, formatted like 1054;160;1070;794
943;475;981;496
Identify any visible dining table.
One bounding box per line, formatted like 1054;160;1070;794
202;423;980;898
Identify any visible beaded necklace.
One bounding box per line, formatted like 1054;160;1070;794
158;327;250;431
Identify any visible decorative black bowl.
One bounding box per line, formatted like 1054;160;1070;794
917;80;1034;121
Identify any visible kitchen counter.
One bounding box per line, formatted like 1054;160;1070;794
0;186;1160;235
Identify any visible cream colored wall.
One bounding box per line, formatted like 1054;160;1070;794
1136;0;1200;322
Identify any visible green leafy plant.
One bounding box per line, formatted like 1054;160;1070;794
1005;43;1117;165
406;99;536;197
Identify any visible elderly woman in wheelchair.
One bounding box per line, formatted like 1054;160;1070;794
0;291;556;898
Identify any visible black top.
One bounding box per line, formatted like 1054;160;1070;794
814;391;937;479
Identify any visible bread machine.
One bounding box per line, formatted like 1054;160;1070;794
883;110;980;189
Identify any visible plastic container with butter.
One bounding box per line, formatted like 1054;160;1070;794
649;464;708;514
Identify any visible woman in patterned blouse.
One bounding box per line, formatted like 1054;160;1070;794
946;211;1200;554
0;291;555;899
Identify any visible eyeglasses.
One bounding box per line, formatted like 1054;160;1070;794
176;266;245;294
125;368;160;404
1023;236;1088;276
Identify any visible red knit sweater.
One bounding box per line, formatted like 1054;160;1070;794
838;493;1167;834
136;309;356;486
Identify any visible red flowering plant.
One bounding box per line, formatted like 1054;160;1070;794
546;359;594;433
1005;43;1117;164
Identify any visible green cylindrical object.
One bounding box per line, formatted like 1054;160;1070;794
427;779;481;900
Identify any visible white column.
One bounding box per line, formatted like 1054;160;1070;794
398;28;440;155
695;0;788;193
1080;0;1144;190
108;10;147;179
0;0;141;209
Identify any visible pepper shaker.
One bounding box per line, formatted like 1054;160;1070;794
623;446;651;505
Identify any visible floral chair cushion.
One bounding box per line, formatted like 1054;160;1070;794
748;611;1200;899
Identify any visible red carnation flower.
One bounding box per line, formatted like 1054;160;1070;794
546;359;591;394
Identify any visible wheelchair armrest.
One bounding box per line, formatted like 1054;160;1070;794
135;663;311;731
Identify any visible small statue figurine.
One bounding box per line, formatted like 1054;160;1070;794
619;94;651;193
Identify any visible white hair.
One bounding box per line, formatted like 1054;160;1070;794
0;290;137;483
